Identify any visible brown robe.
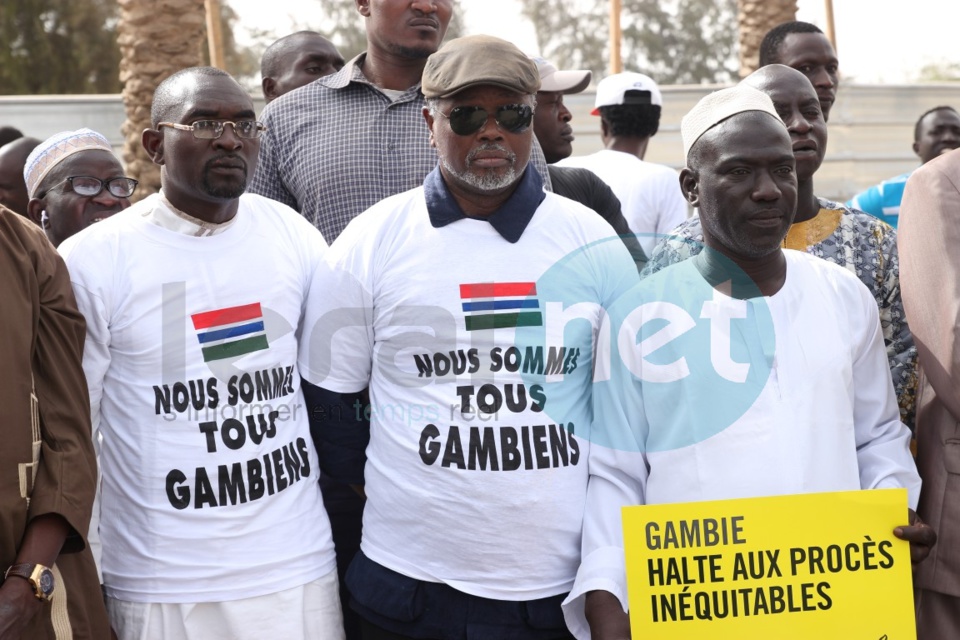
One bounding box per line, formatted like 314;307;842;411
900;148;960;636
0;207;110;638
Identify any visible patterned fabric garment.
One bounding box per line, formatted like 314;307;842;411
250;53;552;244
644;197;918;429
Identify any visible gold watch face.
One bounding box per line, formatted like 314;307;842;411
36;568;54;598
24;565;55;600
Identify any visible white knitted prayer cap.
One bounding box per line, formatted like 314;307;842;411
24;128;113;198
681;84;781;159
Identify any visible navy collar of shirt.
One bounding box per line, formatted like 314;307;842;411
423;165;546;243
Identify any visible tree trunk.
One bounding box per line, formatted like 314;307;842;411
736;0;798;78
117;0;207;200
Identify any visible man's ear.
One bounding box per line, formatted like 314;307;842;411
356;0;370;17
26;198;45;228
912;141;921;158
423;106;437;148
262;78;278;103
141;128;165;166
679;167;699;207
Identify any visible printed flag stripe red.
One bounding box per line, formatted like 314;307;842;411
460;282;537;299
459;281;542;331
191;302;262;329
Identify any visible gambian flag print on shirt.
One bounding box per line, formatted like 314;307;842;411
191;302;269;362
460;282;542;331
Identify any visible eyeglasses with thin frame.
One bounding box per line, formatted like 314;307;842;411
157;120;267;140
436;104;534;136
45;176;139;199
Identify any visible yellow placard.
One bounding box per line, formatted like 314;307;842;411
623;489;915;639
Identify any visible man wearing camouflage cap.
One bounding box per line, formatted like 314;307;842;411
299;34;637;640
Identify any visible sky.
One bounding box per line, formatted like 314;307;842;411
229;0;960;84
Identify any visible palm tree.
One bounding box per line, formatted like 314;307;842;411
117;0;207;199
736;0;798;77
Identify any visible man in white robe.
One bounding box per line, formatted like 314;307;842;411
562;84;935;640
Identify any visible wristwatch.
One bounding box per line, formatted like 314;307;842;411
4;563;55;601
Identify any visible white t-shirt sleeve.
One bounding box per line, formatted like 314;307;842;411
298;217;375;393
59;232;114;578
563;305;649;639
848;279;921;507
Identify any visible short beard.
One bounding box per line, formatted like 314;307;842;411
441;144;519;193
388;42;437;60
201;159;248;200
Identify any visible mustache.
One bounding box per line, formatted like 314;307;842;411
465;143;516;164
204;154;248;172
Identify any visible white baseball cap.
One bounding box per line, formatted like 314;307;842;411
531;57;591;94
592;72;662;115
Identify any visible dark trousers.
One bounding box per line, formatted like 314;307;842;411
348;551;575;640
321;475;365;640
360;617;423;640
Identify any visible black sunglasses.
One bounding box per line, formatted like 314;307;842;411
437;104;534;136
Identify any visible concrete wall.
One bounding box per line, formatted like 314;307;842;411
565;83;960;203
0;94;267;157
3;84;959;203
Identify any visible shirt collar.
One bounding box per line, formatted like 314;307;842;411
143;191;237;237
323;52;423;101
423;164;545;243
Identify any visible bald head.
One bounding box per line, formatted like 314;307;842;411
261;31;344;102
744;64;812;93
0;136;41;216
742;64;827;181
151;66;235;128
0;136;41;168
0;127;23;148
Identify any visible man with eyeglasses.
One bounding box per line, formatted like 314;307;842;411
60;67;343;640
23;129;134;247
299;35;637;640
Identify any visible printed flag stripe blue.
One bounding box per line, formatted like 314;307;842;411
461;299;540;312
197;321;265;344
191;302;270;363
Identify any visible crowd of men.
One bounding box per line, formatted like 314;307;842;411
1;3;958;640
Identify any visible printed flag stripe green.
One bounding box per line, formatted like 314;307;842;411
465;312;543;331
201;335;269;362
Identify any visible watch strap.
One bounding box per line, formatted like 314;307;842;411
4;563;54;600
5;563;35;581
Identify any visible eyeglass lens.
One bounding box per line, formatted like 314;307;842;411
193;120;260;139
70;177;138;198
447;105;533;136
